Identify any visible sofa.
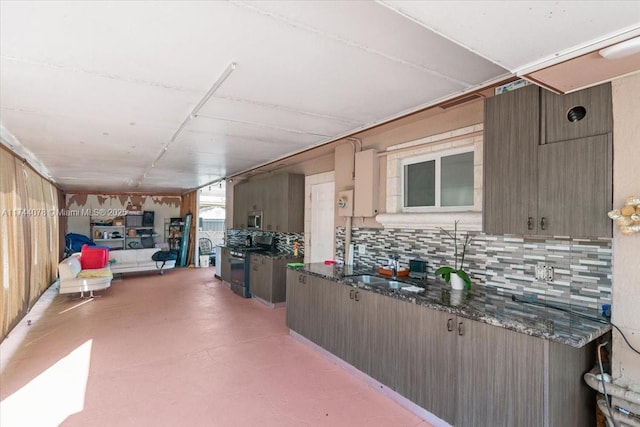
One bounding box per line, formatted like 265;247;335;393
109;248;176;275
58;253;113;296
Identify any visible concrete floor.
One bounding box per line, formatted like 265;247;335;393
0;268;431;427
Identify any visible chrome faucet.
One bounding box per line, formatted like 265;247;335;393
390;255;399;280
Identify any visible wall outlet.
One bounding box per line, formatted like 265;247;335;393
357;244;366;255
286;237;290;245
535;264;554;282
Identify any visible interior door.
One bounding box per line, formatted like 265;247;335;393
309;181;335;263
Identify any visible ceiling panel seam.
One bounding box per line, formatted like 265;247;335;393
213;95;362;125
195;114;333;137
376;0;513;72
231;0;472;87
0;55;201;94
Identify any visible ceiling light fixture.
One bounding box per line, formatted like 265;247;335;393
138;62;237;187
192;62;237;117
599;36;640;59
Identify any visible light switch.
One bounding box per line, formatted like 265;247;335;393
357;244;366;255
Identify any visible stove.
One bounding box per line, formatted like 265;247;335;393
228;235;276;298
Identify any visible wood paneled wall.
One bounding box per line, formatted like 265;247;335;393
0;146;61;342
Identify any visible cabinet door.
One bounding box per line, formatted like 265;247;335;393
366;293;401;391
543;83;612;144
483;85;540;235
221;247;231;282
232;183;248;229
246;179;264;213
538;134;612;237
313;278;349;356
262;174;282;232
263;174;305;233
285;174;305;233
249;256;265;300
286;270;310;334
270;258;290;304
395;304;457;424
341;288;371;371
455;319;544;427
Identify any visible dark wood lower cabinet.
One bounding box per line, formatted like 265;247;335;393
220;247;231;283
285;272;595;427
396;302;458;423
252;255;301;304
455;318;544;427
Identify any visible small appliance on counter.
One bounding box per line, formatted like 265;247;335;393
409;259;427;279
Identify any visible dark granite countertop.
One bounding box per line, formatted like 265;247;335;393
251;251;302;260
289;263;611;348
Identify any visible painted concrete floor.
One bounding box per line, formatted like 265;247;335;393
1;268;431;427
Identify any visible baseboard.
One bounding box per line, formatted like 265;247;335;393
288;329;452;427
252;296;286;309
1;280;60;374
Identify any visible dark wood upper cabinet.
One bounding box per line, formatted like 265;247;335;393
483;84;539;235
263;173;305;233
233;173;304;233
542;83;613;144
483;82;612;238
538;134;612;237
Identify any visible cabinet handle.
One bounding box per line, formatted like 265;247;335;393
527;217;534;231
354;291;360;302
447;318;454;332
540;217;547;231
458;322;464;336
349;289;355;299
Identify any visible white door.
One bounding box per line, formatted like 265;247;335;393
309;181;335;263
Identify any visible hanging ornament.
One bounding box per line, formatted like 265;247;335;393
608;195;640;235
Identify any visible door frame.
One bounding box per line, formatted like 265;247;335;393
305;172;335;264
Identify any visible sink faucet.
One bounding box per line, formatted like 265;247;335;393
390;255;399;280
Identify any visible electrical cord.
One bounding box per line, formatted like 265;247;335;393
609;322;640;356
510;294;640;355
598;341;618;427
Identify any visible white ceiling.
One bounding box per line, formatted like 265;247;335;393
1;1;639;193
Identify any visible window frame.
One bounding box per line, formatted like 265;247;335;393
400;146;475;213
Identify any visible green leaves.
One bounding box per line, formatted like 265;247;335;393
456;270;472;290
438;220;474;289
435;266;472;290
435;266;456;283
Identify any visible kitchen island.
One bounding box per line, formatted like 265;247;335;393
286;263;610;427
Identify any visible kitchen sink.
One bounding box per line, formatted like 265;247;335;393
350;274;388;285
349;274;412;290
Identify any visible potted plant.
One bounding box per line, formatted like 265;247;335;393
435;220;474;290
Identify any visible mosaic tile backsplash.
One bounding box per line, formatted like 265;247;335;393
336;227;611;309
227;229;305;255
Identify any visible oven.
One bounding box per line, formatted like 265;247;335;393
229;250;250;298
227;235;276;298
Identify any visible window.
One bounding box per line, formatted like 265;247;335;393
402;149;474;210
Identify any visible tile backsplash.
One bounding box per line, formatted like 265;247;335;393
227;229;304;255
336;227;611;309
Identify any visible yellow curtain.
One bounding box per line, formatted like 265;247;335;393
180;190;198;266
0;147;60;341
